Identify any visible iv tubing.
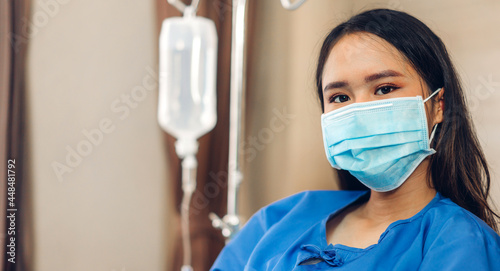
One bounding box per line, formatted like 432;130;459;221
180;155;197;271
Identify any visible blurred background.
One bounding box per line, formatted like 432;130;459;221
1;0;499;270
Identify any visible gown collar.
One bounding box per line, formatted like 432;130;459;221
297;190;443;267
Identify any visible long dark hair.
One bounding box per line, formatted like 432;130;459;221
316;9;499;231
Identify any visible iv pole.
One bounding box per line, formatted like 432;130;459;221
209;0;247;239
210;0;308;241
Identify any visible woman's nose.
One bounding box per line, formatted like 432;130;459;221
354;92;372;103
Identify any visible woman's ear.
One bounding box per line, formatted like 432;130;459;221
433;88;445;124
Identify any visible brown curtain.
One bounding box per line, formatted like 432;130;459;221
0;0;31;270
156;1;254;270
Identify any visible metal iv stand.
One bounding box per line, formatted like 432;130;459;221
209;0;308;240
209;0;248;240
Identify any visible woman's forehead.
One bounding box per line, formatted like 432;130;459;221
322;32;417;83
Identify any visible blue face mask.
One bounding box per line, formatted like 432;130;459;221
321;88;442;192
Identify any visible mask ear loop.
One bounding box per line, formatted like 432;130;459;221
429;124;438;145
424;88;443;146
423;88;442;103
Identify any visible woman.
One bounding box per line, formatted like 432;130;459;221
211;9;500;270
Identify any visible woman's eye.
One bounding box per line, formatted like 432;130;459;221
375;86;397;95
331;94;350;103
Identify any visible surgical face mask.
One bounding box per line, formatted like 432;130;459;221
321;88;442;192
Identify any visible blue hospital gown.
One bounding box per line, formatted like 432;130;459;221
210;190;500;270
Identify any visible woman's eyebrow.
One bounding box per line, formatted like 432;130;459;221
323;81;348;92
365;69;403;82
323;70;403;92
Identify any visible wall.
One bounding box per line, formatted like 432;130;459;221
27;0;171;270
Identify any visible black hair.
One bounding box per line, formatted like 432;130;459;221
316;9;499;231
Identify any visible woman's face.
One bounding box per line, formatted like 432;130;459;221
321;32;443;129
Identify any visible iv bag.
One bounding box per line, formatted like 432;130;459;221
158;15;218;145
